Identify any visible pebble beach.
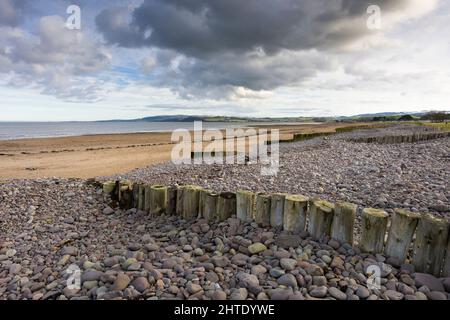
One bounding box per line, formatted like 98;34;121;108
1;124;449;300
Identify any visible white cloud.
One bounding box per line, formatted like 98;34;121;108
0;15;111;102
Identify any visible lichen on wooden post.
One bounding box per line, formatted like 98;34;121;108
384;208;420;264
217;192;237;221
330;202;357;245
149;185;168;216
359;208;388;254
181;185;203;220
102;181;116;196
202;191;219;222
283;195;308;234
255;193;271;227
412;213;449;276
270;193;287;228
166;186;177;215
307;199;335;241
236;190;255;222
137;184;145;211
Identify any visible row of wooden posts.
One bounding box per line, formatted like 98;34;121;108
345;131;450;144
103;181;450;277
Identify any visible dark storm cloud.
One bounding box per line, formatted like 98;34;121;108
96;6;147;48
94;0;432;98
97;0;421;56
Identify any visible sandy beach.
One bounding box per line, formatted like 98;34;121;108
0;122;372;179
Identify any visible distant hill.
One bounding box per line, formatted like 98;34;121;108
344;111;426;119
99;115;315;123
99;111;441;123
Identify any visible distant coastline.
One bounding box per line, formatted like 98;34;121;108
0;111;443;141
97;112;428;123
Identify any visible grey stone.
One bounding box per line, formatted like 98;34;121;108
60;246;78;256
103;207;114;215
426;291;447;300
269;267;285;278
230;288;248;300
309;286;328;298
280;258;297;271
231;253;249;266
186;282;203;295
355;286;370;299
81;269;103;282
277;274;297;288
413;273;444;292
237;272;259;289
270;288;293;300
211;256;230;267
328;287;347;300
251;265;267;275
211;290;227;300
384;290;404;300
131;277;149;292
312;276;327;286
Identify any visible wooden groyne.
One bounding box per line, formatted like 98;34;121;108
345;131;450;144
103;181;450;277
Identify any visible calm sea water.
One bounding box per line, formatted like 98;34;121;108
0;121;277;140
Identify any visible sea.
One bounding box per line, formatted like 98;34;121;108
0;121;302;141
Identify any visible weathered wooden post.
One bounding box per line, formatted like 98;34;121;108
330;202;357;245
144;184;152;213
443;239;450;277
149;185;168;216
166;186;177;215
198;189;207;218
132;184;139;208
217;192;237;221
270;193;286;228
112;180;121;201
181;185;203;219
176;185;184;216
384;209;420;264
255;193;271;227
137;184;145;211
102;181;116;196
236;190;255;222
119;181;133;209
283;195;308;234
359;208;388;254
412;214;449;276
308;199;335;241
202;191;219;222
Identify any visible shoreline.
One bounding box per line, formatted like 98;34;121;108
0;121;320;142
0;122;383;179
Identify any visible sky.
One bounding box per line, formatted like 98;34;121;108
0;0;449;121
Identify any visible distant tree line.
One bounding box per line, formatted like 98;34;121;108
369;111;449;122
419;111;450;122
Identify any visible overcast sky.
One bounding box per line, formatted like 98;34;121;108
0;0;449;121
